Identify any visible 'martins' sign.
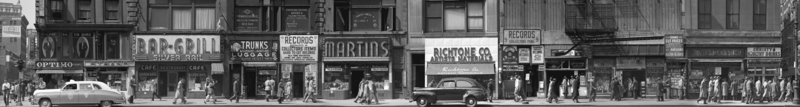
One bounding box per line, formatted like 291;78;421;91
133;35;221;61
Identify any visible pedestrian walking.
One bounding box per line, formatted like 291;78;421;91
779;78;787;101
367;76;379;104
264;77;275;102
486;78;495;103
785;78;795;102
514;75;525;102
742;78;749;103
697;77;708;104
151;79;162;101
571;75;579;103
285;79;293;102
708;76;717;103
562;77;569;99
722;80;729;101
229;78;241;103
26;81;35;103
589;80;596;102
657;78;664;101
547;78;558;103
172;78;187;104
303;77;317;103
755;79;763;103
633;79;641;99
204;77;217;104
2;81;10;106
128;77;137;104
679;77;686;100
14;81;23;106
277;79;286;104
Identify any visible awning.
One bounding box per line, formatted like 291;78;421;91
36;70;84;74
426;64;495;75
211;63;224;74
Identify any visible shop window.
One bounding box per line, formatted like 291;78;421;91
425;0;484;32
333;0;396;31
149;0;217;30
189;73;207;91
726;0;739;29
105;0;120;20
233;0;311;31
77;0;93;22
753;0;766;30
49;0;65;21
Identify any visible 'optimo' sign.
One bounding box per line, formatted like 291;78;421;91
133;35;221;61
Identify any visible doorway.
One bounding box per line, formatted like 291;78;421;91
245;71;257;98
350;70;365;97
292;72;305;98
414;65;425;87
158;72;168;96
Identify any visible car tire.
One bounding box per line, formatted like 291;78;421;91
100;101;112;107
415;96;431;107
39;99;52;107
465;96;478;107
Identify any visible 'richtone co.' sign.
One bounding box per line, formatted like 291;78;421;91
133;35;221;61
425;38;498;75
231;40;278;62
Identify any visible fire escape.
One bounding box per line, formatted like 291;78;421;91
563;0;663;55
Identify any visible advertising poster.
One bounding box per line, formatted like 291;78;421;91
518;48;531;63
2;26;20;37
531;46;544;64
280;35;318;62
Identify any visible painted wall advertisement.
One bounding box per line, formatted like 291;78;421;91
425;38;498;75
230;40;279;62
502;30;541;45
2;26;21;37
133;35;221;61
280;35;318;62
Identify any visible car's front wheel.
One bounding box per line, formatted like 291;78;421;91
415;96;431;107
465;96;477;107
99;101;112;107
39;99;52;107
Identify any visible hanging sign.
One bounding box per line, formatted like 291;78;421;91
133;35;221;61
280;35;318;62
502;30;541;45
230;40;279;62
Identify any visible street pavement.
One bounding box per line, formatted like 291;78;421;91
4;96;800;107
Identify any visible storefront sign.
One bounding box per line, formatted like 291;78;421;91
133;35;221;61
518;48;531;63
231;40;279;62
616;57;645;69
501;46;518;64
665;35;684;58
531;46;544;64
747;47;781;57
84;60;135;67
502;30;541;45
426;64;495;75
322;37;390;58
686;48;745;58
34;61;83;70
502;65;524;71
137;63;209;72
425;38;498;64
235;7;261;31
280;35;318;62
2;25;21;37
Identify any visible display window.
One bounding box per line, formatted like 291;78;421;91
138;72;158;92
188;73;208;91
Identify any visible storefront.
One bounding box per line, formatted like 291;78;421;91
424;38;499;96
321;36;391;99
133;35;223;98
589;45;666;97
84;60;135;92
499;30;543;98
228;36;280;98
745;47;782;80
685;47;746;98
34;61;85;89
280;35;320;99
543;45;587;98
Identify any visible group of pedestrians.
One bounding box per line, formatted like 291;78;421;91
740;77;795;104
2;79;44;106
546;75;581;103
354;74;379;105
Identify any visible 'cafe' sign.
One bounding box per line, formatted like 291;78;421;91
134;35;221;61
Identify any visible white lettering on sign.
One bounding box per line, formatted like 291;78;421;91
133;35;221;61
36;62;74;68
323;39;390;57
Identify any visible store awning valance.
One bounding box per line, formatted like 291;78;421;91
426;64;495;75
36;70;84;74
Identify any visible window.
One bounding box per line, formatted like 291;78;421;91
440;81;456;88
726;0;739;29
149;0;217;30
105;0;120;20
93;84;103;90
425;0;484;32
456;81;474;88
698;0;712;29
49;0;65;21
77;0;93;22
78;84;93;90
233;0;312;31
753;0;766;30
63;84;77;90
333;0;397;31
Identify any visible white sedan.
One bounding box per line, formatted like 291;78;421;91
33;81;126;107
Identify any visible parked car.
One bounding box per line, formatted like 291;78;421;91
33;81;125;107
412;77;488;107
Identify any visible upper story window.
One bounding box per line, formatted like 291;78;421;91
425;0;484;32
726;0;739;29
233;0;312;32
333;0;397;31
697;0;713;29
149;0;217;30
753;0;766;30
77;0;93;22
49;0;65;21
105;0;121;20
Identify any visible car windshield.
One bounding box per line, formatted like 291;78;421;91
63;84;77;90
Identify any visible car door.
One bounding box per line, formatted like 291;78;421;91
57;84;79;104
437;80;458;100
455;80;476;100
77;83;96;104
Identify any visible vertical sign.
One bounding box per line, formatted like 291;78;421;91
665;35;684;58
518;48;531;63
531;46;544;64
280;35;318;62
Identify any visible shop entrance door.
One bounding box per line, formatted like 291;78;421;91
621;70;645;98
158;72;168;96
414;65;425;87
244;71;257;98
350;70;365;98
292;72;304;98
